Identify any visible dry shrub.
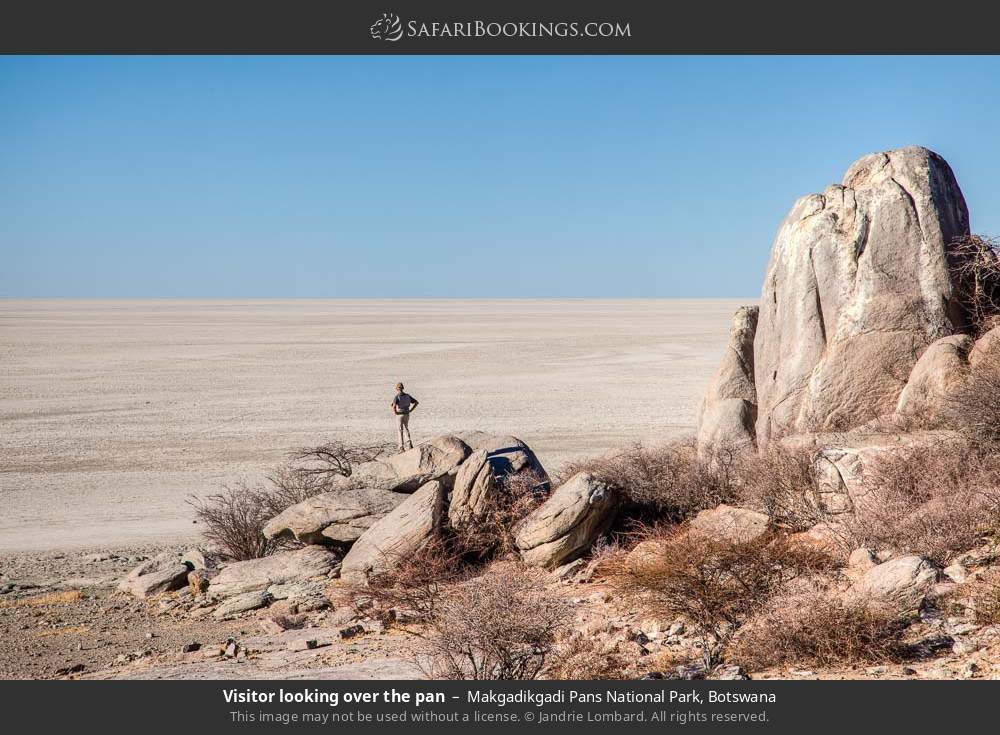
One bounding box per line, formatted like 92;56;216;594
287;440;394;481
562;438;732;521
190;438;387;560
188;482;287;560
948;234;1000;336
335;538;469;625
0;590;83;609
415;562;572;680
726;444;822;532
605;527;831;667
943;348;1000;441
546;636;631;680
450;470;548;560
969;570;1000;625
730;588;906;669
842;443;1000;565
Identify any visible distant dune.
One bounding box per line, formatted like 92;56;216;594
0;298;748;551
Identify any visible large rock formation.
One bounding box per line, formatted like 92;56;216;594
696;147;973;451
340;480;446;583
515;473;618;568
696;306;759;456
263;486;407;546
753;146;970;444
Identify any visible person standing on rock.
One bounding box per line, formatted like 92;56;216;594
391;382;418;451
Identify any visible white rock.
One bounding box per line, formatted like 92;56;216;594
340;480;446;584
515;473;618;568
754;147;970;444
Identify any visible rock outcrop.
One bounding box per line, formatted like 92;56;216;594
208;545;340;599
340;480;446;583
515;473;617;568
696;147;973;451
448;434;548;529
754;146;970;444
262;486;406;546
696;306;758;457
350;435;471;493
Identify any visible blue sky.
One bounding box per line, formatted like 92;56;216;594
2;56;999;298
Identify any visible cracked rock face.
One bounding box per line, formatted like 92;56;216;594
754;146;970;445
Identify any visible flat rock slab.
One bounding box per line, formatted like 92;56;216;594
263;487;406;546
209;546;340;599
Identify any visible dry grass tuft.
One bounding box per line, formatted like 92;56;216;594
0;590;84;609
603;526;832;667
561;438;733;521
841;443;1000;565
729;588;907;669
414;562;572;680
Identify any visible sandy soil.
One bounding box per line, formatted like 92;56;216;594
0;299;748;552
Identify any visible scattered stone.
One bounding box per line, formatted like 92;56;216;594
961;661;980;679
550;558;587;581
952;638;980;656
688;504;769;544
943;563;968;584
287;638;319;652
676;663;708;680
181;642;201;653
117;552;191;599
713;664;749;680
